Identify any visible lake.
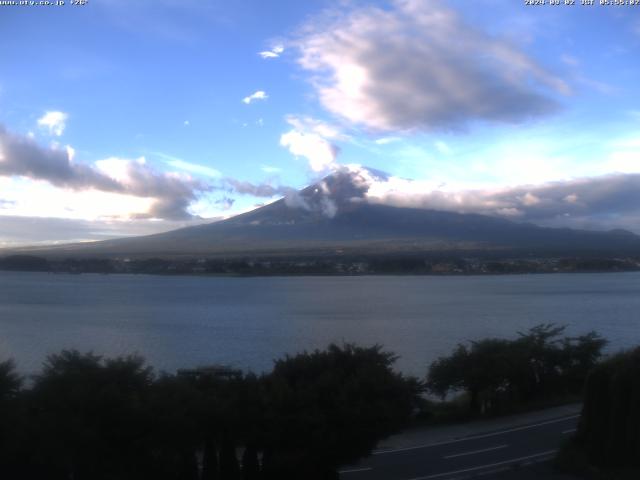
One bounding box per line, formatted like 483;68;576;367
1;271;639;377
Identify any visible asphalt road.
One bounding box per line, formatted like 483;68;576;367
339;413;579;480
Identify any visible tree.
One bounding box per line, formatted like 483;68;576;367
0;359;23;476
0;359;21;400
560;331;608;393
188;369;259;480
575;346;640;470
146;373;202;480
427;339;514;413
26;350;155;480
427;325;607;415
512;323;568;398
261;343;423;479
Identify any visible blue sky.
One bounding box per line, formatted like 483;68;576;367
1;0;639;245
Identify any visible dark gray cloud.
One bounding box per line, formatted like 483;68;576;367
492;174;640;221
0;126;209;220
0;126;121;191
214;196;235;210
132;197;197;221
116;160;210;220
295;0;569;132
222;178;293;198
364;171;640;232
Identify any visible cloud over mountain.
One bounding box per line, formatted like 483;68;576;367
337;167;640;232
260;164;640;232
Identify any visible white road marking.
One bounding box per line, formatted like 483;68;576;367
373;414;579;455
339;467;373;474
562;428;577;434
443;444;508;459
407;449;558;480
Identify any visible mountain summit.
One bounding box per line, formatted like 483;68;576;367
15;167;640;258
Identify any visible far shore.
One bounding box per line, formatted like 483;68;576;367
1;253;639;278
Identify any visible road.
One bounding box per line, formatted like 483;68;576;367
339;413;579;480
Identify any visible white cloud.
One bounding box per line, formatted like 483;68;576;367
164;158;221;178
37;111;68;136
285;115;344;140
374;137;401;145
65;145;76;162
242;90;268;104
259;51;279;59
183;120;190;126
95;157;143;183
258;45;284;59
293;0;569;132
279;116;343;173
0;176;153;221
261;165;281;173
280;129;339;172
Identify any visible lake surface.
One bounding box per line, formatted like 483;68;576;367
1;271;639;377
